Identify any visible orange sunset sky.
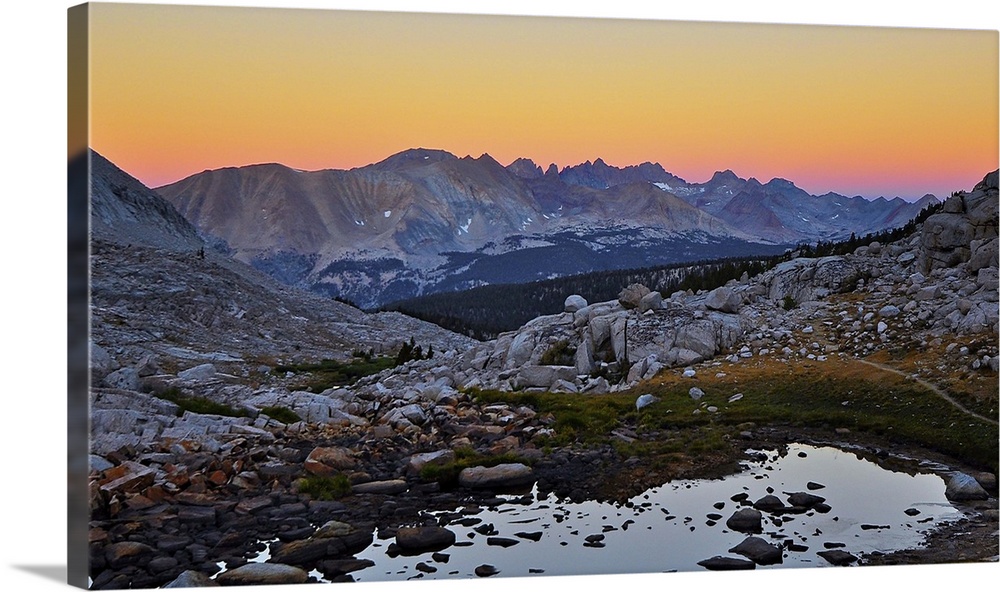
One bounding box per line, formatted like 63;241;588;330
84;2;998;200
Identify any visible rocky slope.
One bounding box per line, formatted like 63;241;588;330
90;150;204;252
442;170;997;395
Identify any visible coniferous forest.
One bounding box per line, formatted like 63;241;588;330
382;201;943;340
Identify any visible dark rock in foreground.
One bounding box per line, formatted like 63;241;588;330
945;472;990;501
395;526;457;553
214;563;309;586
697;556;756;570
725;508;763;533
787;492;826;508
163;570;218;588
729;536;783;565
817;550;858;566
475;564;500;577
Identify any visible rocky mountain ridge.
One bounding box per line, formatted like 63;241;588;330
90;150;204;252
155;148;934;307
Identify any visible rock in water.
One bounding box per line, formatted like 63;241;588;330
786;492;826;508
395;526;457;552
725;508;763;533
564;294;588;313
214;563;309;586
697;556;756;570
475;564;500;577
728;536;783;565
817;550;858;566
945;472;990;501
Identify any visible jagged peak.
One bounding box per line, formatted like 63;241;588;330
709;169;741;183
371;147;458;169
764;177;797;189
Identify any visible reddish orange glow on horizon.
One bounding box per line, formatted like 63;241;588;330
87;4;998;199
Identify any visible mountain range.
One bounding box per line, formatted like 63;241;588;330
134;148;935;308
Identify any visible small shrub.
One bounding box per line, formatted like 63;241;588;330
260;405;301;424
419;450;531;487
540;340;577;366
782;295;797;310
298;474;352;500
156;389;252;418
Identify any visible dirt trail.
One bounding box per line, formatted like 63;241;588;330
855;358;998;426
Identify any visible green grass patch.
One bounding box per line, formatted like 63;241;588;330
418;448;532;488
469;358;999;474
260;405;301;424
472;389;639;446
275;355;396;393
297;474;352;500
156;388;253;418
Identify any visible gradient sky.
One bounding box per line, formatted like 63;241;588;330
86;2;998;200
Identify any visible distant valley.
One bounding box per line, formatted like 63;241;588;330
154;148;937;308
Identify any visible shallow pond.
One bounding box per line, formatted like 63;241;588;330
249;443;967;582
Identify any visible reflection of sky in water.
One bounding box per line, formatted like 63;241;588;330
246;444;964;582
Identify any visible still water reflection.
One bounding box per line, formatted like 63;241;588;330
348;443;963;580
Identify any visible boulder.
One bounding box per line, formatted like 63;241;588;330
105;541;154;568
103;367;141;391
163;570;218;588
98;461;155;496
395;526;456;553
752;494;786;513
177;363;217;382
920;173;999;272
351;479;408;495
405;450;455;477
786;492;826;508
705;286;741;313
817;550;858;566
384;403;427;427
697;556;756;570
675;320;718;359
564;295;588;313
514;365;577;389
728;536;783;565
618;284;651;309
458;463;535;489
725;508;763;533
639;291;663;312
968;237;998;272
635;394;659;410
475;564;500;577
945;472;990;501
504;332;536;369
90;344;116;380
214;563;308;586
304;446;357;477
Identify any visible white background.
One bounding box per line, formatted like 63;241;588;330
1;1;997;591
